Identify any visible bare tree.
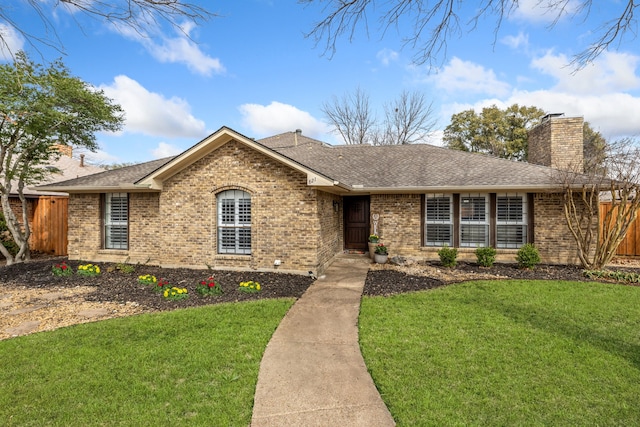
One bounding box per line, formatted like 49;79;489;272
323;88;436;145
561;138;640;269
0;0;215;56
377;90;436;145
322;87;376;144
301;0;639;69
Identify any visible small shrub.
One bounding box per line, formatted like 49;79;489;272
197;277;223;296
152;278;171;293
77;263;101;276
516;243;541;269
438;245;458;268
115;263;135;274
52;261;73;276
475;246;497;267
238;280;261;293
138;274;157;285
163;287;189;301
583;269;640;283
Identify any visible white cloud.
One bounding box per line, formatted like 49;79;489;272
145;35;225;76
238;101;330;138
508;90;640;138
100;75;207;138
443;90;640;140
377;48;399;66
81;149;119;165
501;31;529;50
432;57;511;97
0;23;24;61
532;51;640;95
113;23;224;76
437;48;640;140
150;142;183;159
511;0;580;24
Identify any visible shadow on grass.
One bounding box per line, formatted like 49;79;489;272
460;286;640;369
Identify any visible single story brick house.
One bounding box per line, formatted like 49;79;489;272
37;115;591;275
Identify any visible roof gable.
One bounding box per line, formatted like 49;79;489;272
135;127;338;190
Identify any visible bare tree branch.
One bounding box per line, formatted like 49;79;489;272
559;137;640;269
379;90;437;145
0;0;216;57
302;0;639;70
322;87;376;144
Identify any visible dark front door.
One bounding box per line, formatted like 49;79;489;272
344;196;370;250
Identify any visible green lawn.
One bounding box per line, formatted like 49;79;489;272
359;280;640;426
0;299;294;426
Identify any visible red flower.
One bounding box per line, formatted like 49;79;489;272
61;265;67;270
208;283;215;288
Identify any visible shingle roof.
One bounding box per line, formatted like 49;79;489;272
258;131;579;190
36;128;587;193
20;155;105;196
36;157;174;191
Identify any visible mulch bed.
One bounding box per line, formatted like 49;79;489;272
0;257;315;311
1;256;639;311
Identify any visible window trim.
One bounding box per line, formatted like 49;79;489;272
217;189;252;255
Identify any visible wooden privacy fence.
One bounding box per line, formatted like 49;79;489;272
31;196;68;256
599;202;640;257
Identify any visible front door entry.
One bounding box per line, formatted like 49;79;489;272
344;196;370;251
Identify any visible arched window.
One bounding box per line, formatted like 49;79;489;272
217;190;251;254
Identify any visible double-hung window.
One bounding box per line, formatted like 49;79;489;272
217;190;251;254
425;194;453;246
460;194;489;247
104;193;128;249
496;194;527;248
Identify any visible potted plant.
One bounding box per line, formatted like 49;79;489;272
374;243;388;264
368;234;380;259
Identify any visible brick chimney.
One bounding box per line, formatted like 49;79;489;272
53;143;73;158
528;114;584;172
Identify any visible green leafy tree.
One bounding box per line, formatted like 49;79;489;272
443;104;545;161
444;105;607;170
0;51;123;264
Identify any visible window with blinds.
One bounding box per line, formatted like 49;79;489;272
217;190;251;254
496;194;527;248
460;194;489;247
104;193;128;249
425;195;453;246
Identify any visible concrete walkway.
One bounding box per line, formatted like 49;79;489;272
251;258;395;426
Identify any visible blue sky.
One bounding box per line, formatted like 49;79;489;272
2;1;640;164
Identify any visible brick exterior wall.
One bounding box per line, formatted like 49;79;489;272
68;140;337;275
528;116;584;173
533;192;583;264
368;192;582;265
370;194;423;256
317;191;343;274
8;197;35;226
67;194;101;258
